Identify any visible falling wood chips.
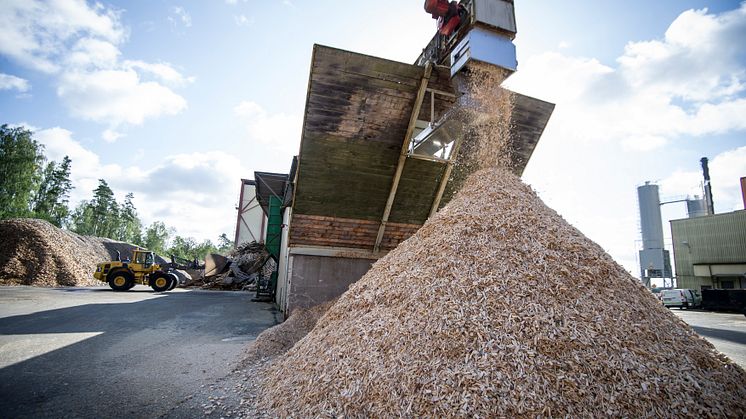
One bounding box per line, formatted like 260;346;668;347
257;65;746;417
0;218;143;287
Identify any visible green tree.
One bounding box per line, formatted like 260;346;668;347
118;193;143;244
32;156;73;227
70;200;94;235
143;221;171;255
0;124;44;219
217;233;234;253
70;180;120;238
168;236;217;261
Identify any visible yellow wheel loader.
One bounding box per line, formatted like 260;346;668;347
93;248;178;292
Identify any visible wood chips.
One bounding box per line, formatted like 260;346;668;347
260;166;746;417
0;218;141;287
243;300;336;363
256;64;746;417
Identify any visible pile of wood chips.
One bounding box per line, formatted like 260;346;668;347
258;64;746;417
261;167;746;417
0;218;137;287
243;300;335;363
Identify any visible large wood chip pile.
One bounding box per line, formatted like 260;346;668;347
0;218;139;287
258;64;746;417
261;167;746;417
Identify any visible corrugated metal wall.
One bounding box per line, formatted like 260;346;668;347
671;210;746;288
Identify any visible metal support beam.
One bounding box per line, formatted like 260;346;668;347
425;87;457;98
428;132;465;218
407;153;449;164
289;246;387;260
373;62;433;252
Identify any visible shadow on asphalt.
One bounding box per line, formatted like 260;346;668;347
0;291;279;418
59;287;158;293
691;326;746;346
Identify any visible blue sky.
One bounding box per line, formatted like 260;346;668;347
1;1;745;281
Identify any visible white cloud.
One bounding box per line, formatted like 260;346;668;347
0;73;30;92
123;150;250;240
32;125;246;241
0;1;192;132
102;129;124;143
234;14;255;27
618;6;746;102
234;101;301;153
169;6;192;28
0;0;125;73
507;3;746;149
621;135;668;152
124;60;195;86
66;38;120;69
57;69;187;125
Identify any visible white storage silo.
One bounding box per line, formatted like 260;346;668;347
638;182;664;250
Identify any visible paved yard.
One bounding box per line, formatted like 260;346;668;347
0;286;279;418
673;308;746;369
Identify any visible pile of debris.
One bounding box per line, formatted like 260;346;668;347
187;241;275;290
0;218;146;287
255;65;746;417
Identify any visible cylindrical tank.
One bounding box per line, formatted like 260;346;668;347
637;182;664;250
686;197;708;218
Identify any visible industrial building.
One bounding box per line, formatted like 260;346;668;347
671;210;746;290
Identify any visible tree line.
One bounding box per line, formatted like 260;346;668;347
0;124;232;260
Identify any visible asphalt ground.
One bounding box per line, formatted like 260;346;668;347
672;308;746;369
2;286;745;418
0;286;280;418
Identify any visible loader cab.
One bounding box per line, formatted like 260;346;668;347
133;250;155;269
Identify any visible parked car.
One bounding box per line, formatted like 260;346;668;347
661;289;702;309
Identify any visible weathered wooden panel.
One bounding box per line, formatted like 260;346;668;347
510;93;555;174
289;214;420;251
292;44;554;246
388;158;446;224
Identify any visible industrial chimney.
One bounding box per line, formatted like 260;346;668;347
741;177;746;210
700;157;714;215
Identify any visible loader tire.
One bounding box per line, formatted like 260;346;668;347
109;270;133;292
167;273;179;291
150;273;171;292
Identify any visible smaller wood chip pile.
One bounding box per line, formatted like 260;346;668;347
0;218;138;287
243;300;335;362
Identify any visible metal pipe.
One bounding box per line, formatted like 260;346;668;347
406;153;449;164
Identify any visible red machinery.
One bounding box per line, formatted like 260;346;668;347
424;0;466;36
